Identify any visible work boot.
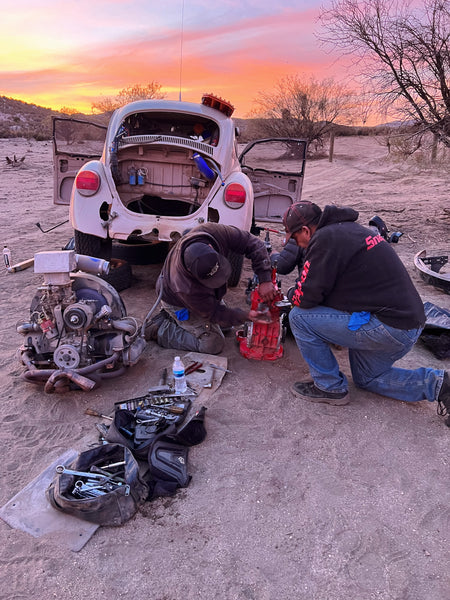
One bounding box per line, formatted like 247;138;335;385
291;381;350;406
437;371;450;426
144;309;169;341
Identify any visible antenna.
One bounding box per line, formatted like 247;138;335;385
179;0;185;101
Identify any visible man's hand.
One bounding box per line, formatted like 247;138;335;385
258;281;277;302
248;309;272;324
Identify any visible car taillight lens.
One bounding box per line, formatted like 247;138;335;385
75;170;100;196
224;183;246;209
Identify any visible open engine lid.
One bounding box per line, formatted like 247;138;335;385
239;138;307;223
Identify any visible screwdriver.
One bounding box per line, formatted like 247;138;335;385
84;408;114;420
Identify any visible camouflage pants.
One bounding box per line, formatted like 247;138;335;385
156;302;225;354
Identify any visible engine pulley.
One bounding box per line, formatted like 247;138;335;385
63;302;95;330
53;344;81;368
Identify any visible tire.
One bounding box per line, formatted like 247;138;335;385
227;251;244;287
102;258;133;292
112;240;170;265
74;230;112;260
73;231;132;289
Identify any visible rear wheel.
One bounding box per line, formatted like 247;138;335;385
227;251;244;287
74;230;112;260
112;240;170;265
74;231;131;291
102;258;133;292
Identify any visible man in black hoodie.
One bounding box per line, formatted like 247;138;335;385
144;223;277;354
284;201;450;425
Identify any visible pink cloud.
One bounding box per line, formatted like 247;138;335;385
0;7;351;115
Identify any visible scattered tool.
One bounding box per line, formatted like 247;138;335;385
35;219;69;233
55;465;108;480
209;363;232;374
84;408;113;420
147;368;171;394
203;368;215;389
185;361;203;375
6;257;34;273
137;404;185;416
115;390;195;412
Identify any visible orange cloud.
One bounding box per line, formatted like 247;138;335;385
0;8;351;116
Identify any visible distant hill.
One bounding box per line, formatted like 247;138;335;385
0;96;94;140
0;95;385;142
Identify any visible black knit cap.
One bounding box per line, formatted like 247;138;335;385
282;201;322;244
184;242;232;288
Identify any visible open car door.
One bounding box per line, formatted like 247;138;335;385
239;138;307;224
53;116;107;205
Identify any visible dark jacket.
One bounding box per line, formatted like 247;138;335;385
291;205;425;330
271;238;304;276
158;223;272;327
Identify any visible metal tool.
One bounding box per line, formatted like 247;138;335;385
203;368;215;388
137;408;178;421
209;363;232;373
89;465;126;482
147;367;171;394
185;361;203;375
85;408;113;420
55;465;109;480
115;389;195;411
98;461;126;469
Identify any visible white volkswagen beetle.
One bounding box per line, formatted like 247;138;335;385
53;94;307;286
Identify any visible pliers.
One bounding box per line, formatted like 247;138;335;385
185;361;203;375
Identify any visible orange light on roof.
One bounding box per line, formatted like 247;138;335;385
201;93;234;117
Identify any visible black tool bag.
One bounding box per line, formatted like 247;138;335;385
104;409;158;461
420;302;450;359
174;406;207;446
46;444;149;526
103;406;208;500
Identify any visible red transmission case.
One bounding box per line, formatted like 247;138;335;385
236;268;285;361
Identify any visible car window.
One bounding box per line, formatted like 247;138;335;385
240;139;307;175
120;112;219;145
53;118;107;156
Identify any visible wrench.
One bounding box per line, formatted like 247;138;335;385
55;465;108;480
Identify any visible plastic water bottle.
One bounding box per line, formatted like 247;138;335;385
3;246;11;269
172;356;187;394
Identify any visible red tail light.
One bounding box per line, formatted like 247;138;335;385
75;170;100;196
224;183;246;209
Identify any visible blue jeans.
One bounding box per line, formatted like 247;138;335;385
289;306;444;402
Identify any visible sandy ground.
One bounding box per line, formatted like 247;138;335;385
0;135;449;600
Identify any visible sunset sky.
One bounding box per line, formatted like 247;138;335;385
1;0;355;118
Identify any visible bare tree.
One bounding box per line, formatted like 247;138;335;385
250;74;354;149
60;106;80;116
91;82;166;114
319;0;450;147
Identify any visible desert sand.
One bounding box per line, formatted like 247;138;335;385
0;135;449;600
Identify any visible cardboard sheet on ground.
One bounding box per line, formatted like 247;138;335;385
182;352;228;400
0;449;99;552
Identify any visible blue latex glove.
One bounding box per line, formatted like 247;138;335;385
348;311;371;331
175;308;190;321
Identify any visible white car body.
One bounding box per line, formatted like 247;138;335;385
53;97;307;281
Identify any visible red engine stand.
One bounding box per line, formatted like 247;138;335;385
236;268;285;361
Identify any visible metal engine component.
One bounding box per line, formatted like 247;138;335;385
53;344;81;368
63;302;95;330
16;250;146;393
236;267;288;361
